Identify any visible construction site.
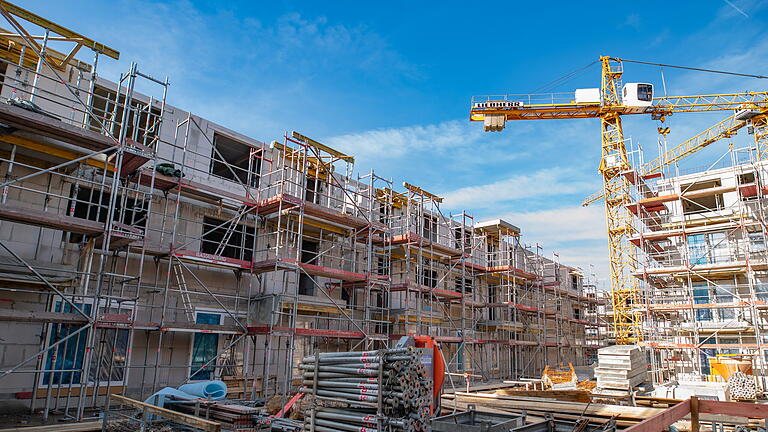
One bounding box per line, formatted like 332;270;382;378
0;2;766;432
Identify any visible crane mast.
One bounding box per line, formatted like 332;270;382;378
597;57;642;344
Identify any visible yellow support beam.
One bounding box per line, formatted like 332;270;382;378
291;131;354;163
403;182;443;202
0;134;113;170
0;1;119;60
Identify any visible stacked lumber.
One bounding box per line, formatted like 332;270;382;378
172;401;260;431
493;388;591;403
441;392;754;430
595;345;647;390
0;422;102;432
221;376;262;399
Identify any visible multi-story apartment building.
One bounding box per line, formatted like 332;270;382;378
0;4;602;420
631;147;768;387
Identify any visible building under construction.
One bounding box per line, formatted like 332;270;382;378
631;147;768;390
0;3;603;423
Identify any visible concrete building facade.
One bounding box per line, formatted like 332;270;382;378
0;10;602;420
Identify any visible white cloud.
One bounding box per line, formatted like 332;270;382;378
323;119;536;189
323;117;600;192
497;205;610;284
74;0;419;140
325;119;487;160
499;205;606;245
442;167;598;210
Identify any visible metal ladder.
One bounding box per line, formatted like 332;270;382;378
172;259;195;321
214;206;248;257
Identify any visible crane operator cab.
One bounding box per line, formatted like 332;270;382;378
622;83;654;107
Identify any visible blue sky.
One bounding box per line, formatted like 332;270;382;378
29;0;768;285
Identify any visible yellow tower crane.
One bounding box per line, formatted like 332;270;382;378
470;56;768;344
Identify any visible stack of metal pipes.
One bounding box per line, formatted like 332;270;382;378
299;348;431;432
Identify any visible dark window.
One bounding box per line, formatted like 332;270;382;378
210;132;261;187
190;312;220;380
378;200;390;223
43;302;130;385
574;307;581;320
341;287;352;306
455;277;472;293
681;179;723;214
488;286;497;320
305;178;324;204
423;214;438;242
298;239;319;295
486;241;498;265
200;216;255;260
421;259;438;288
376;257;388;276
453;227;471;250
375;292;389;309
739;172;756;185
43;302;91;385
67;185;148;243
637;84;653;101
0;62;8;94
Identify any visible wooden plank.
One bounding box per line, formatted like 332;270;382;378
690;396;699;432
440;399;640;428
493;389;591;403
698;399;768;418
0;135;112;170
0;309;88;325
0;103;116;151
443;382;517;394
291;131;354;162
0;205;104;235
110;394;221;432
0;421;102;432
452;392;664;420
624;400;691;432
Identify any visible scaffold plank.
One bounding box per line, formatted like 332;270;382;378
0;204;104;235
0;103;116;151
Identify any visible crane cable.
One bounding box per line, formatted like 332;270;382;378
531;60;599;94
616;58;768;80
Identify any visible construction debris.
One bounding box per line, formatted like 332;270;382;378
542;363;578;390
577;380;597;392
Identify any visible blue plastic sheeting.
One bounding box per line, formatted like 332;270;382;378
179;380;227;400
144;387;196;409
144;380;227;410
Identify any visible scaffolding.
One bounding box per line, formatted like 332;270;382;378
0;2;601;424
630;145;768;389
